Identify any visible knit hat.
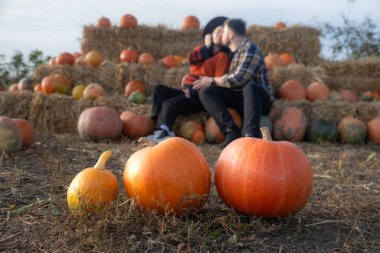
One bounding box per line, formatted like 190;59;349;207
202;16;228;39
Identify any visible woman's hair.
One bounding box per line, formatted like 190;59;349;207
225;19;246;36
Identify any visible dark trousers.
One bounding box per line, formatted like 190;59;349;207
198;82;272;137
151;84;204;130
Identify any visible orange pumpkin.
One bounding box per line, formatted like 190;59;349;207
273;107;307;142
162;55;178;68
179;120;205;144
138;53;154;65
120;110;154;138
306;81;330;101
264;53;283;70
84;50;104;67
279;80;306;100
182;16;200;31
124;80;145;98
120;14;137;29
173;55;185;66
215;127;313;217
78;106;122;141
279;53;295;65
56;52;75;65
191;130;206;145
82;83;106;100
205;108;242;144
41;75;56;95
339;89;358;102
367;117;380;145
273;21;287;30
11;118;35;150
96;16;111;28
0;116;22;152
53;73;72;94
123;137;211;215
33;84;43;92
8;84;19;92
338;116;367;144
67;150;119;212
120;49;138;63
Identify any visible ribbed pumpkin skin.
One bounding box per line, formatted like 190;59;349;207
0;116;22;152
123;137;211;215
215;137;313;217
367;117;380;144
77;106;122;141
338;116;367;144
307;118;337;143
273;107;307;142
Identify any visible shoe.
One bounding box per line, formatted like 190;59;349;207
146;129;175;142
218;130;240;149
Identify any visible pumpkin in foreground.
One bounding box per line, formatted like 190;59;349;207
215;127;313;217
123;137;211;215
67;150;119;212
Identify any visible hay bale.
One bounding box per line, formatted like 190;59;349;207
0;91;34;119
356;101;380;123
325;76;380;94
320;58;380;78
80;25;201;62
33;61;118;94
247;25;321;65
269;64;328;94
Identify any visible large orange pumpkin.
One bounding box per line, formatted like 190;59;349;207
82;83;106;100
12;118;35;150
77;106;122;141
279;80;306;100
273;107;307;142
123;137;211;215
0;116;22;152
84;50;104;67
120;110;154;138
120;14;138;29
215;127;313;217
306;81;330;101
96;16;111;28
120;49;138;63
138;53;154;65
124;80;145;98
56;52;75;65
182;16;200;31
205;108;242;144
367;117;380;145
67;150;119;212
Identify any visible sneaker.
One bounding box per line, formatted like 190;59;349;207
146;129;175;142
218;130;240;149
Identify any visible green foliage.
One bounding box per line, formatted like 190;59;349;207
320;14;380;59
0;50;50;87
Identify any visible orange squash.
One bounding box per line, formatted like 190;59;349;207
41;75;56;95
205;108;242;144
264;53;283;70
67;150;119;212
215;127;313;217
273;107;307;142
367;117;380;145
82;83;106;100
12;118;35;150
120;49;138;63
56;52;75;65
138;53;154;65
96;16;111;28
279;53;295;65
279;80;306;100
306;81;330;101
338;116;366;144
53;74;72;94
182;16;200;31
124;80;145;98
273;21;287;30
0;116;22;152
123;137;211;215
120;110;154;138
179;120;205;144
84;50;104;67
77;106;122;141
162;55;178;68
120;14;137;29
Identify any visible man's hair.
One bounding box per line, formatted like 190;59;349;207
225;19;246;36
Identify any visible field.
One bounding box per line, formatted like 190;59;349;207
1;133;379;252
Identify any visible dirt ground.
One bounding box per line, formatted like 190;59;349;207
0;133;379;252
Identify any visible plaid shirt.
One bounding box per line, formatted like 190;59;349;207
221;38;274;101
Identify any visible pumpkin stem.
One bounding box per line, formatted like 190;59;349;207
94;150;112;170
260;127;272;141
138;137;158;146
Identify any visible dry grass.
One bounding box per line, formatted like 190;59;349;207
0;133;379;252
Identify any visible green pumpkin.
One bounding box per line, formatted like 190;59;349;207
307;118;337;143
128;91;146;104
0;116;22;152
338;116;367;144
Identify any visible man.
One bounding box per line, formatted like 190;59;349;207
193;18;274;148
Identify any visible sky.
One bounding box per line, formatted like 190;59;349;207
0;0;379;61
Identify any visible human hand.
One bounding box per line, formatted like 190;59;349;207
204;34;212;48
183;88;191;98
193;76;212;90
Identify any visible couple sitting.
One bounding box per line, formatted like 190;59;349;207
148;17;274;148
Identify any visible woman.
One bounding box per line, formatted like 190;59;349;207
148;16;230;142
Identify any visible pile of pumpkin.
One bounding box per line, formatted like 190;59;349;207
67;127;314;218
